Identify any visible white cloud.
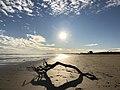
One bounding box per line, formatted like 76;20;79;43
45;44;55;47
0;0;34;16
105;0;120;8
26;34;46;43
84;43;98;47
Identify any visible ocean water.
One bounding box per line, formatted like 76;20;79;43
0;54;55;65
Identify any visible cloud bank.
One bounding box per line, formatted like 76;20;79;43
0;34;120;54
0;34;55;53
0;34;80;54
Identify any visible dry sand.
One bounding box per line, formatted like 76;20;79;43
0;54;120;90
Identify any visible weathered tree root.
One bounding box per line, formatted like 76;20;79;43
28;61;98;80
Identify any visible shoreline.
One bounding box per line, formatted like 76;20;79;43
0;54;56;66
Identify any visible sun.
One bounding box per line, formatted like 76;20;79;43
59;31;67;40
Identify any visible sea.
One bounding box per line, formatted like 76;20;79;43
0;53;55;65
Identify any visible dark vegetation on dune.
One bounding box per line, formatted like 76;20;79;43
81;51;120;54
62;51;120;55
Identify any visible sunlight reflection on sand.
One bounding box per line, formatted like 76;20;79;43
55;54;69;61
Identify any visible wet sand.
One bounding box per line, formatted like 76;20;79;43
0;54;120;90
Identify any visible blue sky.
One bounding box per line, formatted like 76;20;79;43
0;0;120;53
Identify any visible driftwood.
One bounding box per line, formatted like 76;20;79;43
23;60;98;89
29;60;98;80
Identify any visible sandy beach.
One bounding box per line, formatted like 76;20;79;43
0;54;120;90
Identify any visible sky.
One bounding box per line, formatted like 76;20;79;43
0;0;120;54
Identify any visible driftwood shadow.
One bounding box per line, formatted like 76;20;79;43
27;72;83;90
22;61;98;90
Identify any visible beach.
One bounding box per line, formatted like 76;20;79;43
0;54;120;90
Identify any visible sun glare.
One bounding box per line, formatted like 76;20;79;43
55;54;69;60
59;31;67;40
